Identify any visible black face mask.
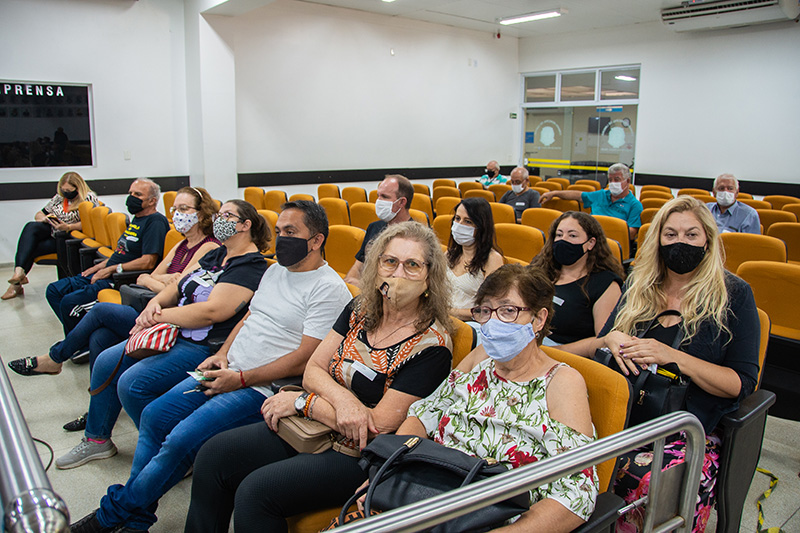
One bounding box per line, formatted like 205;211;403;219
275;236;313;267
485;168;496;177
62;189;79;200
552;239;589;266
126;195;144;215
659;242;706;275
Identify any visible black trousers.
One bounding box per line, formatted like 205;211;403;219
185;421;366;533
15;221;56;273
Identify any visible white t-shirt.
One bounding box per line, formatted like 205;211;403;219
227;261;352;398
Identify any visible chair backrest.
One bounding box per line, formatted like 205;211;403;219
463;189;495;202
432;186;460;206
257;209;280;255
104;212;128;250
756;308;769;388
575;179;601;190
639;190;673;201
639;184;672;194
763;195;800;211
756;209;796;233
487;184;511;199
432;215;453;246
412;183;431;196
244;187;265;210
737;192;753;199
528;175;543;186
432;179;456;190
265;190;288;213
520;208;562;233
345;282;361;298
164;228;185;257
690;194;715;204
317;184;340;200
162;190;177;222
450;317;476;368
410;193;434;222
435;197;461;218
90;206;112;247
536;181;562;191
530;186;549;196
349;202;379;230
782;203;800;220
325;225;365;277
75;200;96;238
318;197;351;226
488;202;516;224
767;222;800;263
457;182;483;195
541;197;580;213
606;237;623;266
547;177;570;189
677;188;708;197
639;207;660;225
737;261;800;341
640;197;669;210
408;209;430;226
289;193;315;203
368;190;378;203
503;256;527;265
636;223;651;254
738;198;771;210
567;184;595;193
720;233;786;273
593;215;630;259
542;346;632;491
494;224;544;263
341;187;368;206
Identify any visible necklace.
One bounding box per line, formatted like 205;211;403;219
369;320;417;348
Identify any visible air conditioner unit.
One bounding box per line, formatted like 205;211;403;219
661;0;800;31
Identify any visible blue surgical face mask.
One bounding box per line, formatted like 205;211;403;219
480;319;537;363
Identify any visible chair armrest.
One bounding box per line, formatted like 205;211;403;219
112;270;153;287
571;491;624;533
270;376;304;394
719;389;777;430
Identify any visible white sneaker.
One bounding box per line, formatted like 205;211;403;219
56;437;117;469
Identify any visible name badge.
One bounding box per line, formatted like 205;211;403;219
515;202;525;206
351;360;377;381
553;296;564;306
126;235;139;242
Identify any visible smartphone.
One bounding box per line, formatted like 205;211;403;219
187;370;215;382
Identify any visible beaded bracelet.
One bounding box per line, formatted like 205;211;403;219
302;392;316;418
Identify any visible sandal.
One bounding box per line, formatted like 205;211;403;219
63;413;88;432
7;357;58;376
7;274;29;285
1;284;24;300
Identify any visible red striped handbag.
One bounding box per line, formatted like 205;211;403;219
124;322;180;359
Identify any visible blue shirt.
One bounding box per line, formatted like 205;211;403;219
706;201;760;234
581;189;643;228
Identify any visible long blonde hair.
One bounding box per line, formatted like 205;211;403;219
58;172;91;208
613;196;728;342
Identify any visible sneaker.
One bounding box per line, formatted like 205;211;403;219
70;349;91;365
70;510;116;533
56;437;117;469
63;412;88;432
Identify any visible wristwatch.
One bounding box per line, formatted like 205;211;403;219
116;264;124;274
294;392;310;417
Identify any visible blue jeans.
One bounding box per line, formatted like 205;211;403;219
96;378;265;530
48;303;139;370
85;338;211;439
46;274;114;335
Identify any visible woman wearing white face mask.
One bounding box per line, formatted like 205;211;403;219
396;264;598;532
446;198;504;322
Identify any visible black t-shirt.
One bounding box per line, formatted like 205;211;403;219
354;220;388;263
499;189;541;219
330;299;452;407
107;212;170;267
177;247;268;345
548;270;622;344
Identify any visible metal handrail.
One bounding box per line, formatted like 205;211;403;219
335;411;705;533
0;357;69;533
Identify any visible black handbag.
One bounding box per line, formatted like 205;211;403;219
595;310;690;427
337;434;530;532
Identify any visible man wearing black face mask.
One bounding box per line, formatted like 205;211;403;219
46;178;169;335
478;160;508;188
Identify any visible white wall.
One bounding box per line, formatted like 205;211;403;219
519;20;800;184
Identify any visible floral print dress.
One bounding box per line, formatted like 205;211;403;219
409;358;598;521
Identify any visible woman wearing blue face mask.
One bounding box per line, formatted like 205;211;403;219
446;197;504;322
399;264;599;532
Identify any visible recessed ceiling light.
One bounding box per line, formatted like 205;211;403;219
499;9;565;25
615;75;637;81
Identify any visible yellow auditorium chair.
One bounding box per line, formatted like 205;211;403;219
289;193;315;203
432;178;456;190
408;209;430;226
244;187;265;210
265;190;288;213
503;256;527;265
432;186;460;207
457;181;483;196
756;209;796;233
318;198;351;226
547;177;570;189
541;197;580;214
488;202;516;224
77;206;113;271
96;212;128;259
257;210;279;255
639;184;672;194
720;233;786;273
66;201;97;241
341;187;368;206
162;191;177;223
412;183;430;196
536;180;562;192
677;188;708;197
410;193;434;222
782;203;800;221
763;195;800;211
317;184;340;200
736;192;753;199
494;223;544;263
325;225;365;277
431;215;453;246
531;186;549;197
349;202;379;230
606;238;623;266
520;208;562;233
368;190;378;203
345;282;360;298
575;179;601;190
767;222;800;264
528;175;542;186
639;190;673;201
435;197;461;218
487;184;511;199
690;194;715;204
639;207;660;225
640;197;669;210
737;261;800;341
739;198;771;210
594;215;630;260
463;189;495;202
567;184;595;193
636;223;651;255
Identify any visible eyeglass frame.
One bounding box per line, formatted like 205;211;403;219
470;305;532;324
377;254;429;278
213;211;243;223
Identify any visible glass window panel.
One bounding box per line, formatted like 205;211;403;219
600;68;640;100
524;75;556;103
560;72;595;102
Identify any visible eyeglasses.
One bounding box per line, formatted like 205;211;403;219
470;305;531;324
378;255;428;277
170;205;198;214
213;212;242;222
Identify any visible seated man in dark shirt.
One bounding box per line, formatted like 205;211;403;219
499;166;540;222
46;178;170;335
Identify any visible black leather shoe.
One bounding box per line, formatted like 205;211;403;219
70;510;116;533
114;527;148;533
7;357;58;377
70;350;91;365
63;412;88;432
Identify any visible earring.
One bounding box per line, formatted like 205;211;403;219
534;331;540;339
423;289;430;298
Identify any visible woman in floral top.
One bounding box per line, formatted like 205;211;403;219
401;264;598;531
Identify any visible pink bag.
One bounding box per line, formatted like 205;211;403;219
124;323;180;359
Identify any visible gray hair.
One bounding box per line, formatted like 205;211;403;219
510;166;529;179
607;163;631;182
134;178;161;200
713;173;739;191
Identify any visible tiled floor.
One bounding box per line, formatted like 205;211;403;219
1;264;799;532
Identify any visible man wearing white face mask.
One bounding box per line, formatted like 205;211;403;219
344;174;413;287
706;173;759;234
499;166;540;222
540;163;642;242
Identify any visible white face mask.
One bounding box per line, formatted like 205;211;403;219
511;184;524;194
172;211;199;234
716;191;735;207
451;221;476;246
608;182;625;196
375;199;399;222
